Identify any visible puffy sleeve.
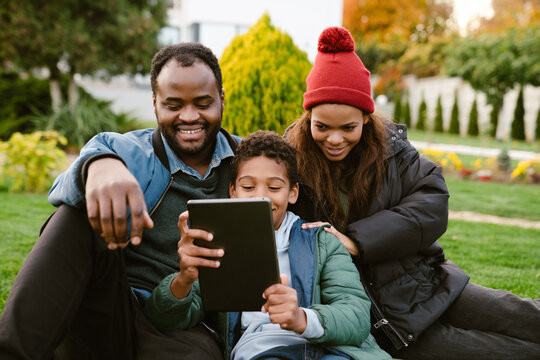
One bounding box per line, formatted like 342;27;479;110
144;273;205;331
309;230;372;346
347;143;449;264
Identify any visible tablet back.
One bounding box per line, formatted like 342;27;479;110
187;198;280;312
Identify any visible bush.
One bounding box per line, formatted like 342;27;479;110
449;94;460;134
535;109;540;141
0;72;51;139
416;97;427;130
32;94;139;149
0;131;67;192
393;92;402;123
434;95;443;132
511;86;525;140
490;103;499;137
468;98;479;136
220;14;312;136
403;98;411;128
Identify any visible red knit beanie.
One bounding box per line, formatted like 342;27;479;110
303;27;374;113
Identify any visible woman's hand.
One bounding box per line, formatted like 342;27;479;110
302;222;359;256
170;211;224;299
262;274;307;333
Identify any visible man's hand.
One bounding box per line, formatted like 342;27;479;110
302;221;359;256
261;274;307;333
85;157;154;250
170;211;224;299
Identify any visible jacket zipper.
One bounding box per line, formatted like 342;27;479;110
149;176;173;217
362;276;409;349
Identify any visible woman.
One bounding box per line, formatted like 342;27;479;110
285;26;540;360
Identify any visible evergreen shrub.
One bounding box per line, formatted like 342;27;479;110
434;95;443;132
416;97;427;130
449;94;460;134
511;86;525;140
468;98;479;136
393;92;402;123
403;99;411;129
220;14;312;136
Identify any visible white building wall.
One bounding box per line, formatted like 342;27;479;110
164;0;343;62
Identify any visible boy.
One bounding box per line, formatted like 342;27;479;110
144;131;389;360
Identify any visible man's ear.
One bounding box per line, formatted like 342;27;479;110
288;183;299;205
220;89;225;111
152;94;158;118
229;182;236;198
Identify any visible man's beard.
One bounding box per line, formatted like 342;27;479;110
159;120;220;158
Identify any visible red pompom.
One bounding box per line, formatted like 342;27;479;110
317;27;355;53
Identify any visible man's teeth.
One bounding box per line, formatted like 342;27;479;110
180;129;202;134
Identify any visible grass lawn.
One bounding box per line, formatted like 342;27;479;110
1;181;539;314
446;175;540;221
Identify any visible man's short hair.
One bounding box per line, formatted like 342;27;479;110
231;130;298;188
150;42;223;95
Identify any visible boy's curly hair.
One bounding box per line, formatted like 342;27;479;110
231;130;298;188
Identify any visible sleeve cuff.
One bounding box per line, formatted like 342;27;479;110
77;153;126;195
301;308;324;339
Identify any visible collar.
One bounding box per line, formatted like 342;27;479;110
161;131;235;179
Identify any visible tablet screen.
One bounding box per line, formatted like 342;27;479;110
187;198;280;311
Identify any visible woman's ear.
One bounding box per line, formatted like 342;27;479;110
363;113;370;125
288;183;299;205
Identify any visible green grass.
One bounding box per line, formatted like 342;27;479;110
0;193;54;312
408;129;540;153
446;175;540;221
441;220;539;299
1;183;539;314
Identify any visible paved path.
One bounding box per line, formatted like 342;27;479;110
449;211;540;229
411;141;539;161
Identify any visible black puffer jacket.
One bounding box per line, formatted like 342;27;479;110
290;121;469;350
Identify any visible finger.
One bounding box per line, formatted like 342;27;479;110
280;274;288;286
112;193;128;242
184;229;214;243
323;226;340;237
180;255;221;269
301;221;328;229
178;211;190;237
86;198;102;235
98;197;115;244
127;187;148;245
185;246;224;259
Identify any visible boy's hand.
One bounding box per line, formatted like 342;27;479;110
261;274;307;333
170;211;224;299
86;157;154;250
301;221;359;256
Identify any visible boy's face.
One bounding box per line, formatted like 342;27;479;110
230;156;298;230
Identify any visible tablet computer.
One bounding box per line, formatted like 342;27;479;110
186;198;280;312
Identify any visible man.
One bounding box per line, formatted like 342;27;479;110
0;43;240;359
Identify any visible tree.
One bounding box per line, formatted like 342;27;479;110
511;86;526;140
416;97;427;130
490;104;500;137
468;98;479;136
393;92;402;123
220;15;312;137
535;106;540;141
343;0;454;44
449;94;460;134
0;1;166;111
403;98;412;128
474;0;540;34
434;95;443;132
445;26;540;138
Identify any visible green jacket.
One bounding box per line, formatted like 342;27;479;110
145;220;390;360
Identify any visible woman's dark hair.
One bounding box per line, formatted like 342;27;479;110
150;42;223;95
285;110;388;230
231;130;298;188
